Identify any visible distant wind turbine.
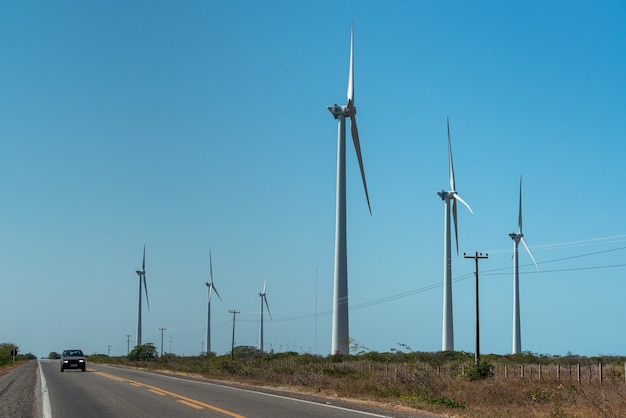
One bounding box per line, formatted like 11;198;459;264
509;176;539;354
258;273;272;353
437;118;473;352
135;245;150;347
205;250;222;355
326;23;371;355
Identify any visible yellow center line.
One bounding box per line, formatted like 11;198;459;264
94;370;246;418
178;400;204;410
149;389;167;396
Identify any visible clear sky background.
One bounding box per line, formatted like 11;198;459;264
1;1;625;359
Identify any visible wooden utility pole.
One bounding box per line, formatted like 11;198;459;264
229;310;240;359
464;251;488;365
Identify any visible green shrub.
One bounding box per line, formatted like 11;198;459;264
531;388;554;403
465;361;494;381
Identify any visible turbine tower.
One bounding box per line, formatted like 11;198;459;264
258;273;272;353
134;245;150;347
437;118;472;352
326;24;371;355
509;176;539;354
205;250;222;355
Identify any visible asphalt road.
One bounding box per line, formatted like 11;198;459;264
0;360;439;417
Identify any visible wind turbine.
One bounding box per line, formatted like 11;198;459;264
205;250;222;355
258;273;272;353
509;176;539;354
437;118;473;352
326;23;371;355
134;245;150;347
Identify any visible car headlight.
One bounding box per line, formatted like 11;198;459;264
63;360;68;363
79;359;84;363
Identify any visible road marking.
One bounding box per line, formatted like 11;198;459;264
93;370;245;417
131;369;391;417
178;399;204;409
149;389;167;396
38;360;52;418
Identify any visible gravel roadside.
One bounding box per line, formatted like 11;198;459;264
0;360;39;418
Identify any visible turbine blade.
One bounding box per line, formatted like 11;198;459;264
452;198;459;256
346;23;354;108
350;116;372;215
520;237;539;271
142;245;146;272
447;118;456;191
518;176;523;233
264;295;272;320
262;273;268;294
209;250;214;285
212;285;223;302
143;275;150;312
207;285;213;303
455;193;474;214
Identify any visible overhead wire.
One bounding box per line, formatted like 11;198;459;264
146;237;626;344
268;241;626;322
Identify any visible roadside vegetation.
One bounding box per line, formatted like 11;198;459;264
0;342;36;378
89;343;626;417
0;343;36;366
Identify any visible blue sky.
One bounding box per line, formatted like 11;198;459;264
1;1;625;358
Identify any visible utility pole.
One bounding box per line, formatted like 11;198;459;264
126;334;131;355
229;310;240;359
107;345;111;357
464;251;488;365
159;327;167;357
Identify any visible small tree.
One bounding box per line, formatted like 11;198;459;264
128;343;158;361
48;351;61;359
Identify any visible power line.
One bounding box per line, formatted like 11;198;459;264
148;240;626;339
268;244;626;322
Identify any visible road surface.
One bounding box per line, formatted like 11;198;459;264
1;360;439;417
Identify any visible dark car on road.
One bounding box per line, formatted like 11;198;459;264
60;349;86;372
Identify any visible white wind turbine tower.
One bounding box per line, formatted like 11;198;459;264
509;176;539;354
205;250;222;355
258;273;272;353
437;119;473;352
326;24;372;355
134;245;150;347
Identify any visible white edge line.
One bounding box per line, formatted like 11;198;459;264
38;360;52;418
97;365;390;417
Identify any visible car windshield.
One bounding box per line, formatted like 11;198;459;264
64;350;83;356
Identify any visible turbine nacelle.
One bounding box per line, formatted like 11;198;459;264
509;232;523;241
327;104;356;119
437;190;456;200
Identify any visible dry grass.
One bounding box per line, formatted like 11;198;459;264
439;378;626;417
